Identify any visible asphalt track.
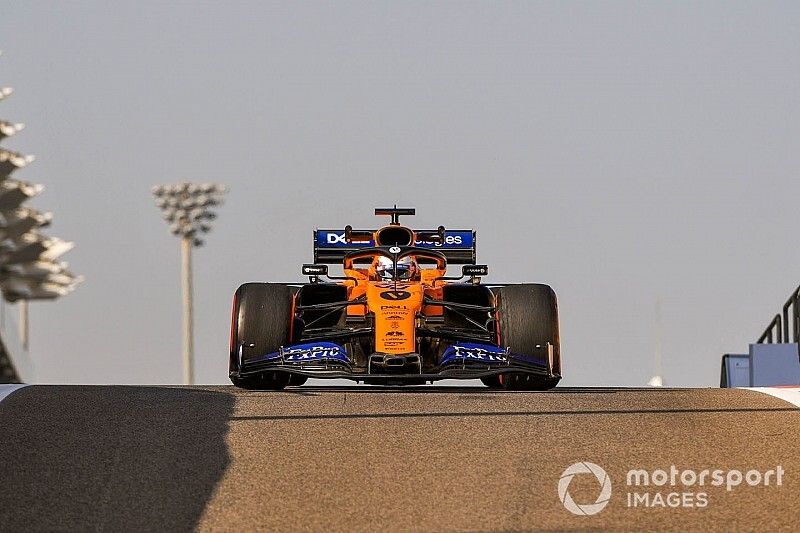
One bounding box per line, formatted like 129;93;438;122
0;385;798;532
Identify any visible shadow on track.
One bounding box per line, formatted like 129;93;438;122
0;386;235;532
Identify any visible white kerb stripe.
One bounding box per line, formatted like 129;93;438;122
745;387;800;409
0;384;28;403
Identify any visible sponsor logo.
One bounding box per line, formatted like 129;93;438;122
382;311;410;318
463;265;488;276
326;233;348;244
283;344;345;362
381;305;407;310
386;331;404;337
321;232;372;246
449;345;507;362
414;235;464;246
388;246;401;254
380;290;411;301
302;264;327;276
559;462;612;516
384;341;405;347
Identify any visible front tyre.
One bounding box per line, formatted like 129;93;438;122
494;284;561;391
229;283;294;390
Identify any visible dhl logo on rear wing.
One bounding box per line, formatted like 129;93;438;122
313;229;476;265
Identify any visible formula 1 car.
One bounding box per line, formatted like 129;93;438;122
229;207;561;390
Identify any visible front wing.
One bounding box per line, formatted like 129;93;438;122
231;341;558;383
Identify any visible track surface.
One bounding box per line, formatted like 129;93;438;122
0;385;798;531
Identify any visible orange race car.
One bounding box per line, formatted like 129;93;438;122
229;207;561;390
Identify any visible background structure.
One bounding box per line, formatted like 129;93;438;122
1;50;81;382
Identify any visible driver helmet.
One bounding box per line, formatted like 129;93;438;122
375;256;419;280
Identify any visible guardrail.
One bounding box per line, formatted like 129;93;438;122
758;285;800;344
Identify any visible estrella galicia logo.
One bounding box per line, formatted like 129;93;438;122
558;462;612;516
380;290;411;301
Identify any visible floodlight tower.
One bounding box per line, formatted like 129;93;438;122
152;182;227;385
1;49;82;372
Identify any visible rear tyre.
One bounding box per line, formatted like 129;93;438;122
494;284;561;391
230;283;294;390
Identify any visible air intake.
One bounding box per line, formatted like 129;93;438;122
375;226;413;246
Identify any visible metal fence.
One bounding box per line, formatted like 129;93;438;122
758;285;800;344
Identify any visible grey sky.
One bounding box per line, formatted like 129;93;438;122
2;1;799;386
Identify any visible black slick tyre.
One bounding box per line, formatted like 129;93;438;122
229;283;293;390
493;284;561;391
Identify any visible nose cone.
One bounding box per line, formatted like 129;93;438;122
367;282;424;354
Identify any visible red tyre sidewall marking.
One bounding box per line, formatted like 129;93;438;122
229;291;238;359
289;292;297;343
495;292;504;385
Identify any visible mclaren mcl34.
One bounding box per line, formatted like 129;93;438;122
229;207;561;390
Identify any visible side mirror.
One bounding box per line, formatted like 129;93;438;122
462;265;488;277
302;264;328;276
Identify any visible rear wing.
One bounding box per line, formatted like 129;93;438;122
313;229;476;264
